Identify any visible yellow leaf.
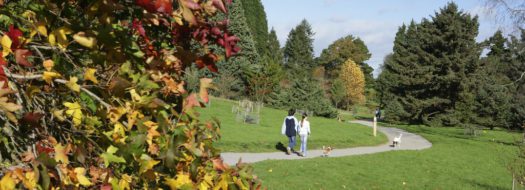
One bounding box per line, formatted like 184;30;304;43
0;172;16;190
36;21;48;37
63;101;82;126
129;89;141;102
108;107;126;123
144;121;160;145
54;143;69;164
21;10;36;20
164;173;193;190
213;174;229;190
22;171;37;190
0;84;22;123
139;156;160;174
73;32;97;49
53;109;66;121
84;68;98;84
74;167;92;187
172;10;184;26
1;35;12;57
48;32;56;46
66;77;80;92
42;71;61;84
43;59;54;71
119;174;132;190
50;27;73;49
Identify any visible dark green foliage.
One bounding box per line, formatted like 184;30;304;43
267;28;284;64
269;77;338;118
241;0;269;56
318;35;374;88
378;3;481;126
246;55;285;102
214;0;260;98
283;19;316;69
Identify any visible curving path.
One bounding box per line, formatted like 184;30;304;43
221;120;432;165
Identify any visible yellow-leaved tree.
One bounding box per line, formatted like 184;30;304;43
339;59;366;108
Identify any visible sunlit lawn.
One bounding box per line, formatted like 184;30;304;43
197;97;387;152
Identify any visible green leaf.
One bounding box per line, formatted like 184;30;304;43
137;75;159;90
80;92;97;113
100;145;126;167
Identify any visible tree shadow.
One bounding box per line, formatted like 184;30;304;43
275;142;287;152
462;179;509;190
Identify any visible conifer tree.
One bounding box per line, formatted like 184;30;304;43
283;19;315;70
241;0;269;55
216;0;260;98
268;28;284;64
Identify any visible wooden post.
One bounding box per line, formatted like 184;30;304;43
373;116;377;137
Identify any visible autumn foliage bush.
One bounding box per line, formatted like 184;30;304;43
0;0;261;189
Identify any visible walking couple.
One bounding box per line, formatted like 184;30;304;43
281;109;310;157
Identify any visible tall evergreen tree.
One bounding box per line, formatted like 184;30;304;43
215;0;260;98
267;28;284;64
378;3;481;126
283;19;315;70
241;0;269;55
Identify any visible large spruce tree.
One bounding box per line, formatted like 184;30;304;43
241;0;269;56
215;0;260;98
378;3;481;126
283;19;316;70
267;28;284;64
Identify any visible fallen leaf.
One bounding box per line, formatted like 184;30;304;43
84;68;98;84
100;145;126;167
139;156;160;174
43;59;54;71
14;49;33;67
42;71;61;84
54;143;69;164
1;35;12;57
73;32;97;49
65;77;80;92
63;101;82;126
74;167;93;187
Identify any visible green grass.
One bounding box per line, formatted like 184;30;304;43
251;124;523;189
198;97;387;152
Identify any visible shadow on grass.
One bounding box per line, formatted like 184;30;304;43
463;179;509;190
275;142;287;153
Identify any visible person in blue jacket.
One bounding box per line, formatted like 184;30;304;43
281;109;299;155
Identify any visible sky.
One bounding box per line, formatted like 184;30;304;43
260;0;511;77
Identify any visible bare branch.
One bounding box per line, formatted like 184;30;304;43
504;70;525;86
2;66;112;109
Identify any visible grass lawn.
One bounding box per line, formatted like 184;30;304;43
252;124;523;190
197;97;387;152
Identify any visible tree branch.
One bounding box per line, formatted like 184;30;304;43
2;66;112;109
504;70;525;86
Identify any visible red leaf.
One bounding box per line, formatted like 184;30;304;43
132;19;147;37
212;0;227;13
194;53;219;72
21;112;44;127
6;25;23;49
15;49;33;67
136;0;173;14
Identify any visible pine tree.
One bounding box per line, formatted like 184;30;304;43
283;19;315;70
377;3;481;126
269;77;338;118
267;28;284;64
339;59;366;107
215;0;260;98
241;0;269;56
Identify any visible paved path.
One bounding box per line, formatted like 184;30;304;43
221;120;432;165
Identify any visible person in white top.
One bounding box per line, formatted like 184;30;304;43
298;112;311;157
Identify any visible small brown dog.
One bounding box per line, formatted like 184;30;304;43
322;145;333;157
